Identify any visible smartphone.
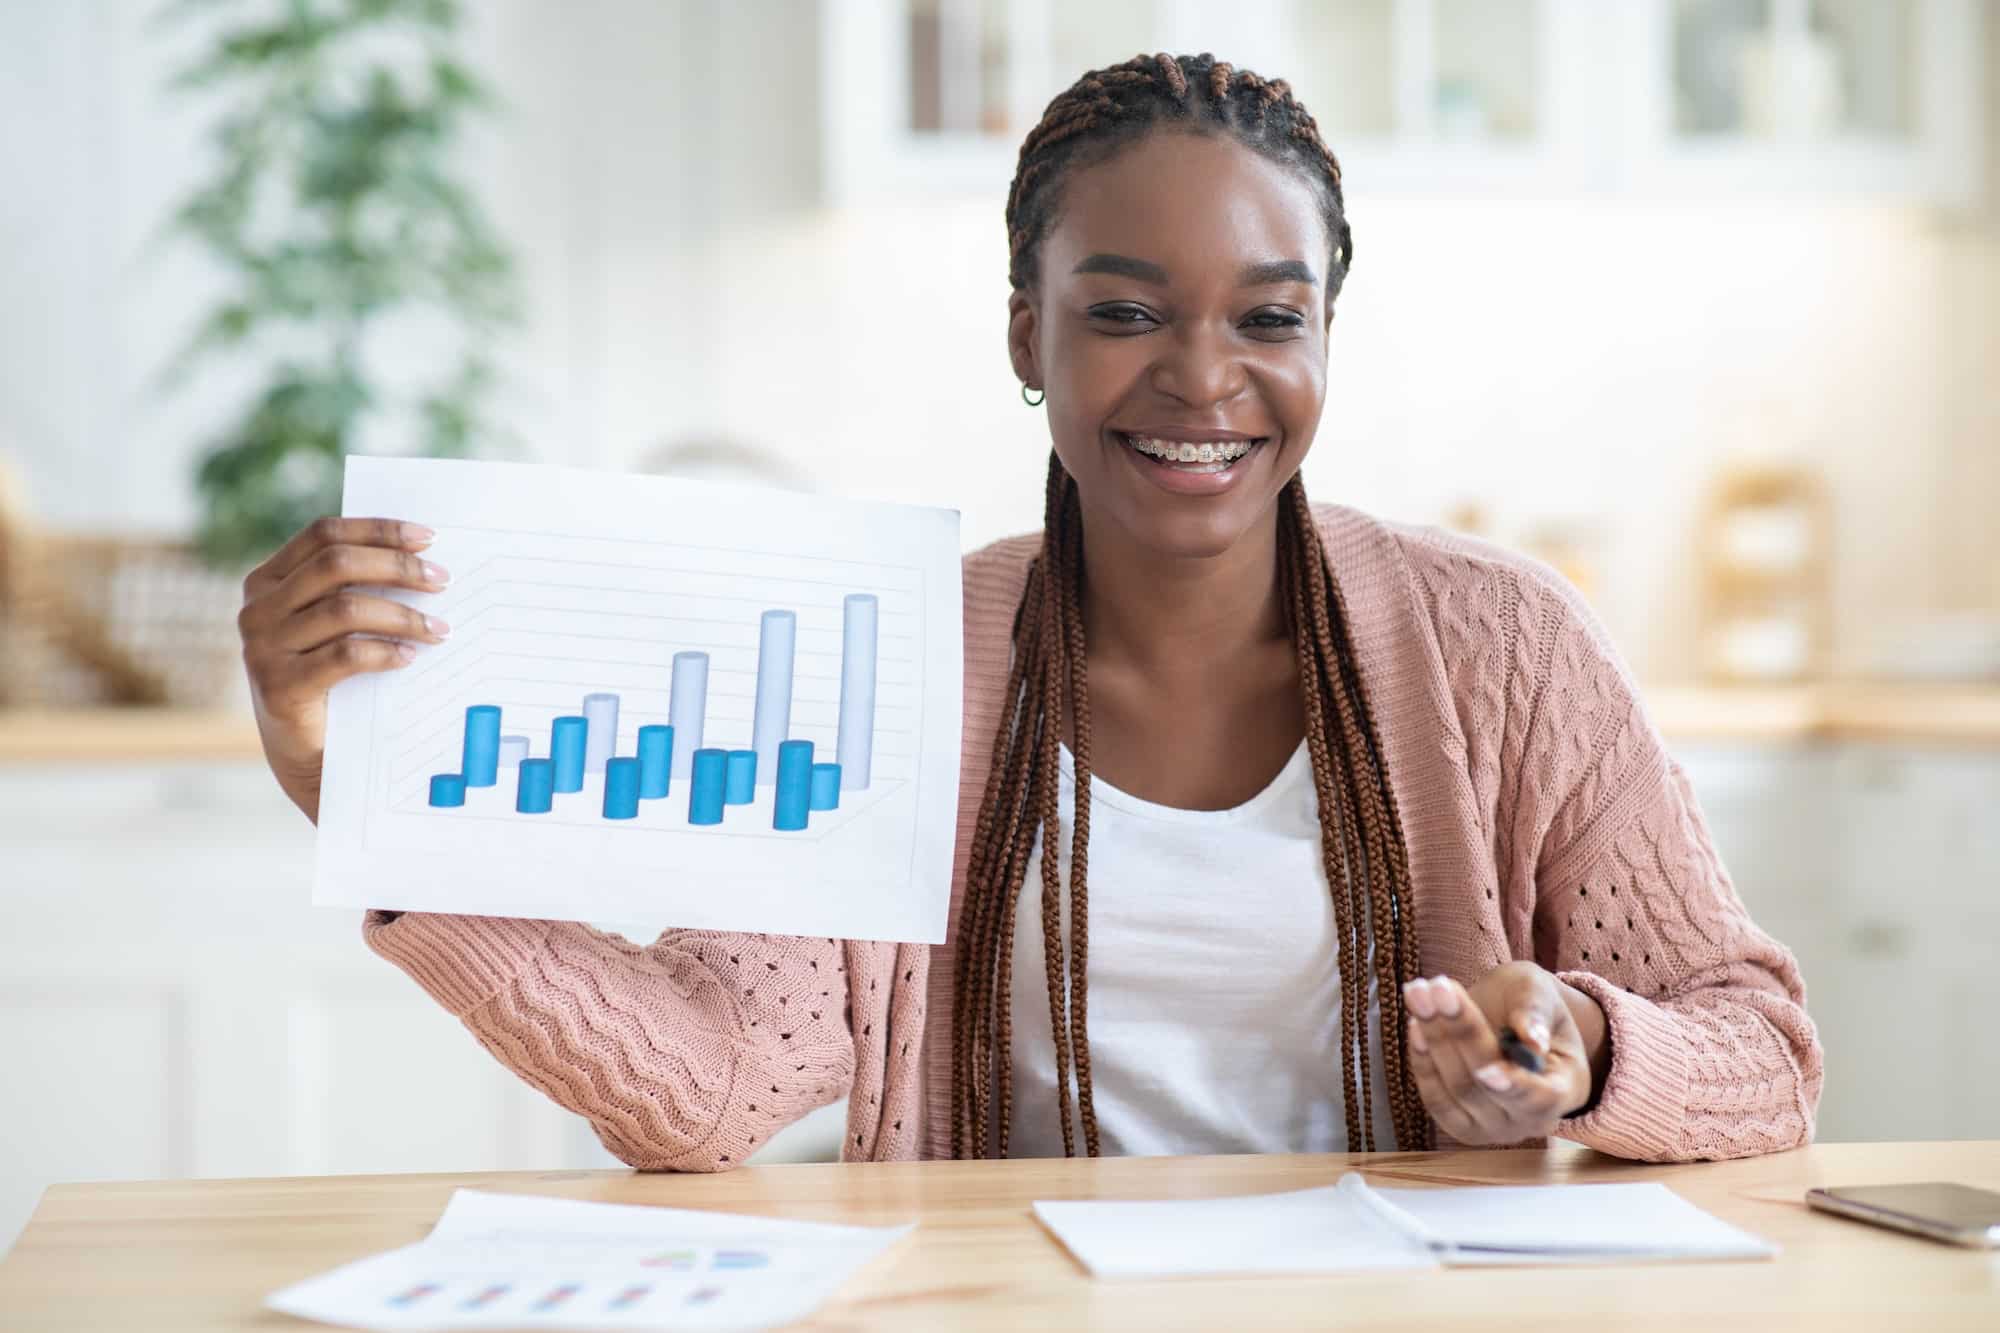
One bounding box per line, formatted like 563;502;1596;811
1805;1182;2000;1248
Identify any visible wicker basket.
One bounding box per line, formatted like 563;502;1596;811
0;495;246;709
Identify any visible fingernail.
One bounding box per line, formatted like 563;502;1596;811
1407;1017;1429;1054
1528;1020;1551;1050
1404;980;1435;1020
394;641;419;663
1474;1063;1511;1092
1433;979;1461;1018
424;615;450;638
422;561;450;586
402;523;436;547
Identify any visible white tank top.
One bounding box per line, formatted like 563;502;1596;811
1005;740;1396;1158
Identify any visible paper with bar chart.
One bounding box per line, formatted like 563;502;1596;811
313;458;962;942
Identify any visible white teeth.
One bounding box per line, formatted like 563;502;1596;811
1122;434;1261;466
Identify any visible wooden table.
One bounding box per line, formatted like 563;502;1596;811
2;1142;1996;1330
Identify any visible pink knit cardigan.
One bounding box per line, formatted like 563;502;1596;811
364;504;1822;1167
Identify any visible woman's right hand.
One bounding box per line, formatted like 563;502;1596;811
237;517;452;823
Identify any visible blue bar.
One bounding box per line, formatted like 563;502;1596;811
809;762;842;811
774;739;813;831
462;705;501;787
516;759;554;813
637;725;672;798
603;757;640;819
724;749;756;805
428;773;466;807
689;748;727;825
550;716;587;793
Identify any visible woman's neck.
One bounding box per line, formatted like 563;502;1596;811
1077;507;1289;675
1069;502;1305;809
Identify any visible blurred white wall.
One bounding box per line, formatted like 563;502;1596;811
2;0;1995;682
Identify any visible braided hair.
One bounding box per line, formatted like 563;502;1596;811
1005;51;1353;295
951;54;1433;1158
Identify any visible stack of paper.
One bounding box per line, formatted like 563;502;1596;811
1033;1172;1776;1278
266;1190;912;1330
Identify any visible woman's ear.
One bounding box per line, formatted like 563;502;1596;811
1006;288;1041;391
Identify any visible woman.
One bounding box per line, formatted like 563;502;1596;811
237;54;1820;1166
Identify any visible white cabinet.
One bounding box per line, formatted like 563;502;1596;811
1676;741;2000;1144
821;0;1597;199
1816;746;2000;1142
0;760;844;1255
822;0;1984;205
1619;0;1986;206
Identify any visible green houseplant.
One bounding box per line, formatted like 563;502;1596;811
161;0;518;565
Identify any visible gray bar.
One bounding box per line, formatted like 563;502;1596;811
582;692;620;773
836;594;877;790
751;610;796;786
669;651;708;779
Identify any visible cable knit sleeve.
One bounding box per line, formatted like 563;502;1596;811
362;912;853;1171
1517;578;1823;1162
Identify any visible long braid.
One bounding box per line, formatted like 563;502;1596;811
1032;462;1077;1157
1283;485;1434;1150
1314;508;1428;1146
1281;515;1368;1149
1054;479;1101;1156
954;53;1428;1158
951;520;1048;1158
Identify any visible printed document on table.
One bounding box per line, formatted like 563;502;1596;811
265;1188;913;1331
1033;1173;1775;1278
1362;1180;1778;1263
314;458;962;942
1032;1182;1440;1277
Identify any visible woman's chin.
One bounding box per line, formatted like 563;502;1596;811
1090;438;1291;560
1098;487;1285;564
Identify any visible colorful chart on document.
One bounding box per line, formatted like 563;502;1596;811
314;458;963;942
402;561;901;840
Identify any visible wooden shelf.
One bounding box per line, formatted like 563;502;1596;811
3;685;1997;764
0;709;263;763
1646;683;2000;746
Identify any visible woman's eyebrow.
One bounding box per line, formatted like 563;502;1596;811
1069;254;1318;287
1072;253;1169;283
1239;259;1317;286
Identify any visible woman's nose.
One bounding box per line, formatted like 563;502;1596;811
1147;322;1248;408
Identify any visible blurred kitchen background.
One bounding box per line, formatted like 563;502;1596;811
2;0;1995;1252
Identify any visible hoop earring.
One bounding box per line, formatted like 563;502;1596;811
1020;383;1045;407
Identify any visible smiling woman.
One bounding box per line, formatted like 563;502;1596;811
948;54;1816;1166
255;53;1823;1173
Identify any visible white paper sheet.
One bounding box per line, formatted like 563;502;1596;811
1033;1172;1776;1278
1366;1180;1778;1262
265;1189;913;1331
1032;1181;1439;1278
314;458;963;942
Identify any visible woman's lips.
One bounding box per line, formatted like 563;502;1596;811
1112;431;1271;494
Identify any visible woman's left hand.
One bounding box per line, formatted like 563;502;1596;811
1402;961;1607;1145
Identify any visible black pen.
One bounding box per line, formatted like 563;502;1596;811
1496;1026;1546;1075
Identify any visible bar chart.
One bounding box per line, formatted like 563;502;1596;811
317;458;961;943
417;594;884;833
384;548;911;844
